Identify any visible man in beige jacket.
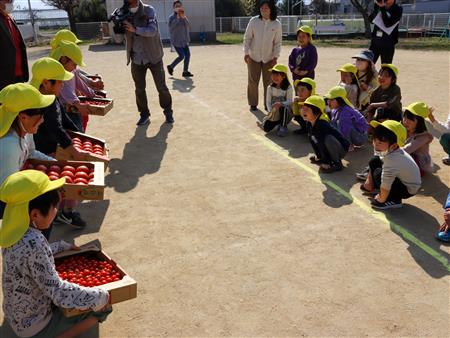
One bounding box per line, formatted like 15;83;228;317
243;0;282;112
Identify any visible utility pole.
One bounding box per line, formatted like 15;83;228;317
26;0;38;42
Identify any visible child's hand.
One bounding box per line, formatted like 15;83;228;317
428;107;435;122
299;70;308;76
273;102;283;110
293;96;300;102
360;83;368;91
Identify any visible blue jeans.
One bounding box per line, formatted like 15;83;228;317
170;46;191;72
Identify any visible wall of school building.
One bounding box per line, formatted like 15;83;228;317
106;0;216;42
402;0;450;14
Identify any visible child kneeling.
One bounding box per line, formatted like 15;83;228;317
362;120;421;210
0;170;111;338
301;95;350;173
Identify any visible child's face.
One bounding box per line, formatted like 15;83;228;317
271;72;284;85
355;59;369;72
30;204;58;230
378;69;393;88
60;57;76;72
372;138;390;152
340;72;353;84
18;112;44;134
297;85;311;101
42;79;63;96
297;32;310;46
328;98;339;110
402;115;418;133
301;105;316;123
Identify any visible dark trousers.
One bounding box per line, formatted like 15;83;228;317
67;112;84;133
310;134;347;165
131;61;173;118
170;46;191;72
263;107;291;132
368;156;413;203
440;133;450;155
370;36;396;64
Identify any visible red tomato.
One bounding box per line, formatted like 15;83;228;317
60;170;75;178
47;171;60;178
48;175;60;181
62;165;76;173
26;163;34;170
72;137;82;143
35;164;47;172
76;165;90;174
75;171;89;180
49;165;61;173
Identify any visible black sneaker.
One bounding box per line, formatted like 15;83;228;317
250;105;258;111
164;111;174;123
182;71;193;77
62;211;87;228
167;65;174;76
136;116;150;126
371;200;403;210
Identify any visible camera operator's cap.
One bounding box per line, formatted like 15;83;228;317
51;40;86;67
0;83;55;138
404;101;429;119
296;25;313;42
268;63;289;76
0;170;65;248
324;86;354;108
294;77;316;95
50;29;82;50
337;63;358;75
380;63;398;77
299;95;330;122
352;49;375;63
30;57;74;89
370;120;407;147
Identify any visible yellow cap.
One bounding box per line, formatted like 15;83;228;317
324;86;354;108
297;25;313;42
0;170;65;248
269;63;289;76
337;63;358;76
299;95;330;122
0;83;55;138
404;101;429;119
380;64;398;77
294;77;316;95
50;29;82;50
30;57;74;89
51;40;86;67
370;120;407;147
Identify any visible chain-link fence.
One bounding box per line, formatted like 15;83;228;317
216;13;450;37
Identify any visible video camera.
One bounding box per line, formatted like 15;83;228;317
109;0;133;34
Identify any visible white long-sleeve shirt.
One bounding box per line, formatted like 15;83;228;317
243;16;282;63
2;228;109;337
266;84;293;113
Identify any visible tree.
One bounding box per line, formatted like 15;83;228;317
277;0;307;15
309;0;329;14
44;0;79;33
349;0;373;37
75;0;107;23
242;0;258;15
215;0;245;17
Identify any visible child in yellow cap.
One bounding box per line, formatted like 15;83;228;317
51;40;98;132
401;102;434;175
292;77;315;134
262;64;293;137
0;170;111;338
361;120;421;210
337;63;359;108
288;25;317;82
300;95;350;173
365;64;402;123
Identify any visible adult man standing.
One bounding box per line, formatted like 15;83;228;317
124;0;174;126
243;0;282;112
0;0;29;90
369;0;403;64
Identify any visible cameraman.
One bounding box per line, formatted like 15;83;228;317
369;0;403;64
123;0;174;126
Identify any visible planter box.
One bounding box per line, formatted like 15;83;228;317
79;96;113;116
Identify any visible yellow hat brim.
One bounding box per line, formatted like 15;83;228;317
0;176;65;248
30;70;74;89
0;106;19;138
370;120;405;147
324;93;354;108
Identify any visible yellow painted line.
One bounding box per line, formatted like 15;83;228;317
252;133;450;272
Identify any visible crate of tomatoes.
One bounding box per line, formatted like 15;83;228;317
79;96;113;116
54;243;137;317
23;159;105;200
55;130;109;167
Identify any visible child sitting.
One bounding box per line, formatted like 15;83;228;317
301;95;350;173
0;170;111;338
291;77;316;135
402;102;434;175
337;63;359;108
325;86;369;150
288;25;317;81
428;109;450;165
361;120;421;210
365;64;402;122
436;193;450;243
262;64;293;137
352;50;378;110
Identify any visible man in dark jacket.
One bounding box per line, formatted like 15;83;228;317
0;0;29;90
369;0;403;64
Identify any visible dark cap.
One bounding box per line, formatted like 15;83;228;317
352;50;374;63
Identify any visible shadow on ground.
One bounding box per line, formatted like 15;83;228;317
171;77;195;93
106;123;173;193
88;43;125;53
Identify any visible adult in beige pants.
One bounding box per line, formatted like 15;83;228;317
243;0;282;112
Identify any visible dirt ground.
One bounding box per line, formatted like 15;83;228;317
1;43;449;337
